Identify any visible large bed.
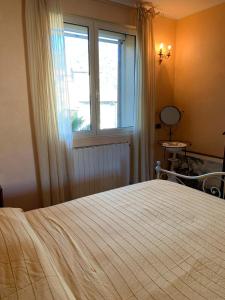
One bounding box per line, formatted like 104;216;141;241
1;179;225;299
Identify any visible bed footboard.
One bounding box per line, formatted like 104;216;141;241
155;161;225;199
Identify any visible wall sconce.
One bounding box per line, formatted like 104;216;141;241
158;43;172;64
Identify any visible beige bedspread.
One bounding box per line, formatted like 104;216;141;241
1;179;225;299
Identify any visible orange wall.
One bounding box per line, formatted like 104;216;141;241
155;16;176;110
154;16;177;160
174;4;225;158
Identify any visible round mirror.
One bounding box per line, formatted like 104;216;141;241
160;106;181;126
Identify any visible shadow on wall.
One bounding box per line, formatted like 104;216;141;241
156;62;174;110
155;63;175;164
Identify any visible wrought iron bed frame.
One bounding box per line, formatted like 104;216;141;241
155;161;225;199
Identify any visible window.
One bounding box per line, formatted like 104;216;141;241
64;17;136;136
64;24;91;131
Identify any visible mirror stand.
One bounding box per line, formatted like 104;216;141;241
159;105;188;171
169;126;173;141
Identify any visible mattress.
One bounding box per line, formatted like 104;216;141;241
1;179;225;299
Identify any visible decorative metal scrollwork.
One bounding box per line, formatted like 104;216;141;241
155;161;225;199
202;176;225;199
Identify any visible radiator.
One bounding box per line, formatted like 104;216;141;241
73;143;130;198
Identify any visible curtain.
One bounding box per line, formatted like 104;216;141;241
133;4;157;182
25;0;75;207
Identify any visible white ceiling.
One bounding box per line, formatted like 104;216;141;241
110;0;225;19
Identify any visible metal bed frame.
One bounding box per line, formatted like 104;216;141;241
155;161;225;199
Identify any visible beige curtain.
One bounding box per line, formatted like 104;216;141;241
133;4;156;182
25;0;75;207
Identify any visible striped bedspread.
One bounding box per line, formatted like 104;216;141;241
1;179;225;299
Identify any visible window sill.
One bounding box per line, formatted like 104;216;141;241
73;132;132;148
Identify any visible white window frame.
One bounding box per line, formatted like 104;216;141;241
64;15;136;147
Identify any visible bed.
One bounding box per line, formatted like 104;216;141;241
1;179;225;299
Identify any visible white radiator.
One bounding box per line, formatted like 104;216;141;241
73;143;130;198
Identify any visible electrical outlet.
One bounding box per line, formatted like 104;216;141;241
155;123;162;129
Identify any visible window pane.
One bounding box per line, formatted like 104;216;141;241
120;34;136;128
99;30;119;129
98;30;135;130
64;24;91;132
